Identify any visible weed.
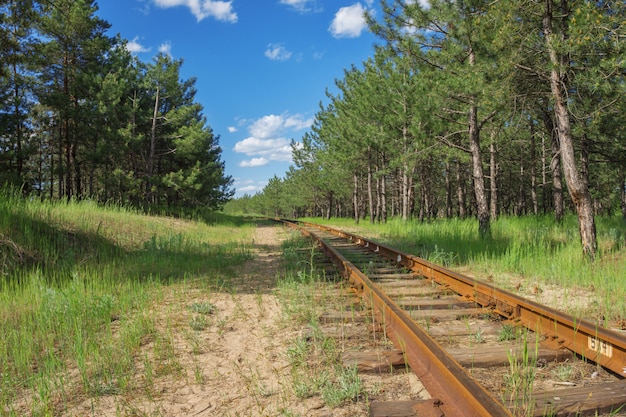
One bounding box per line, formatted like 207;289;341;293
499;324;516;342
188;301;216;315
189;315;209;331
321;365;364;407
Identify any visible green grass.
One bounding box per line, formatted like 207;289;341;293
276;233;369;410
0;187;255;415
302;215;626;321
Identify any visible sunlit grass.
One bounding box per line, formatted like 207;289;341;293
0;187;255;415
303;215;626;321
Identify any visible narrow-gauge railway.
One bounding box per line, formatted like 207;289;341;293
280;219;626;417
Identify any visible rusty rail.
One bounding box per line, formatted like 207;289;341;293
298;221;626;378
284;220;514;417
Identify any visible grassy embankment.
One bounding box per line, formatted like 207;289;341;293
302;215;626;324
0;189;254;416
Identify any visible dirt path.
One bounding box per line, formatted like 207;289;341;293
63;223;332;417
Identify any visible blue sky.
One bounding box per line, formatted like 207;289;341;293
96;0;380;198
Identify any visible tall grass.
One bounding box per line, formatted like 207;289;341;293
303;215;626;320
0;188;255;415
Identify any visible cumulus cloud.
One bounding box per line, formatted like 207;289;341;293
227;126;238;133
249;113;312;139
234;138;293;162
239;157;269;167
329;3;368;38
265;43;292;61
126;36;151;53
152;0;237;22
233;113;312;166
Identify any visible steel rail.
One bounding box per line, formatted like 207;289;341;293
298;221;626;379
284;220;514;417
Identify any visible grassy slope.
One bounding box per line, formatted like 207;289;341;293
0;190;255;416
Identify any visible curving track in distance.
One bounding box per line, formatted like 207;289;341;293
280;219;626;417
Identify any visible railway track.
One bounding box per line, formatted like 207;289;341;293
281;219;626;417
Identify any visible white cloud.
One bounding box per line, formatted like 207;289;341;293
233;113;312;165
248;113;312;139
249;115;285;139
279;0;321;13
239;157;269;167
265;43;292;61
159;41;173;57
233;179;264;196
284;114;313;130
152;0;237;22
127;36;151;54
329;3;368;38
234;138;293;162
237;184;260;194
227;126;238;133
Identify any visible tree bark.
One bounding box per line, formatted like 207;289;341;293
380;157;387;223
367;148;374;224
541;109;564;221
467;49;490;238
353;172;360;224
530;123;538;215
148;84;160;204
456;160;466;218
543;0;597;260
489;132;498;220
446;160;453;218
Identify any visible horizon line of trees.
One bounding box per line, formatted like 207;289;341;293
225;0;626;260
1;0;234;210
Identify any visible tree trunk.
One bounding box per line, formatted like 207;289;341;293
543;0;597;260
446;160;453;218
467;49;490;238
381;157;387;223
148;85;160;204
367;149;374;224
489;132;498;220
530;123;538;215
541;109;564;221
353;173;359;224
456;160;466;218
402;163;410;221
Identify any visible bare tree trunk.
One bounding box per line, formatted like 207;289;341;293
367;148;374;224
530;123;538;215
353;173;359;224
402;163;410;221
381;158;387;223
541;110;564;221
541;128;548;213
148;85;160;204
543;0;597;260
456;160;466;218
467;49;490;238
489;132;498;220
446;160;453;218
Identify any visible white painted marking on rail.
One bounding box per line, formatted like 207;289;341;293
397;255;402;263
375;246;379;253
365;242;369;248
588;336;613;358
